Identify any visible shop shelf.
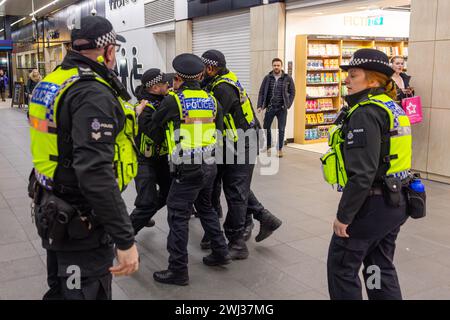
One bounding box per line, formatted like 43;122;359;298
306;82;340;85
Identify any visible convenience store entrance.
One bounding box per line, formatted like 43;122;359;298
285;0;411;148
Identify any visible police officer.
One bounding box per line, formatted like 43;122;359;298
201;49;282;258
150;53;231;286
130;69;171;234
28;15;139;300
324;49;411;300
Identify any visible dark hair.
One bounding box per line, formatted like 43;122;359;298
272;58;283;65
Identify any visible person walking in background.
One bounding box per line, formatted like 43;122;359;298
26;69;42;104
257;58;295;158
0;69;8;102
390;56;413;104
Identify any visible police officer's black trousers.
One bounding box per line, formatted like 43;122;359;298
212;178;264;227
245;190;266;226
166;163;228;273
327;194;408;300
43;245;114;300
130;157;170;234
214;163;254;242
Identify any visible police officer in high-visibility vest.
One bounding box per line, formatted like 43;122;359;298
27;15;139;299
150;53;231;286
130;69;171;234
322;49;411;300
201;50;282;259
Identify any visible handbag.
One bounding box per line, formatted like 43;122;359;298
401;95;423;124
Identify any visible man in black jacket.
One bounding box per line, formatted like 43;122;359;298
257;58;296;158
130;69;171;234
28;16;139;300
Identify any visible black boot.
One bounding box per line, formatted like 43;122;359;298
242;222;254;242
228;238;249;260
203;252;232;266
153;270;189;286
255;209;282;242
200;234;211;250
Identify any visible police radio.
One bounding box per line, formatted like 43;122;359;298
96;56;132;101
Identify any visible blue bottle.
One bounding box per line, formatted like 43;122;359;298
410;179;425;193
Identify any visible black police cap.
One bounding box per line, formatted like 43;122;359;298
201;49;226;68
141;68;168;87
172;53;204;79
340;48;394;77
71;15;126;51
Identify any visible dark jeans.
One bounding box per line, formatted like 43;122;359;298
43;245;114;300
263;107;287;150
130;157;170;234
0;86;5;101
327;194;408;300
167;163;228;272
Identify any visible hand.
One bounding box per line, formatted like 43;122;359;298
110;243;139;276
135;99;148;116
403;88;413;96
333;218;349;238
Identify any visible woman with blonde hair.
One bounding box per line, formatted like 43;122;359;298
26;69;41;103
391;56;413;104
324;49;412;300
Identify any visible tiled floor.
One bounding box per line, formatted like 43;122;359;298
1;99;450;300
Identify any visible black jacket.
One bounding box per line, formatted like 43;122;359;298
258;71;296;110
337;88;391;225
135;91;166;162
394;72;412;103
204;69;260;131
52;51;135;251
149;81;223;145
26;79;39;95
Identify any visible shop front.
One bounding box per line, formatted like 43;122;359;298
284;0;411;146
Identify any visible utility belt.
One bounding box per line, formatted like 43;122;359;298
169;146;216;177
370;174;426;219
29;173;97;244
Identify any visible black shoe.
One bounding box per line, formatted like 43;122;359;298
200;234;211;250
203;252;232;266
255;209;282;242
242;222;254;242
153;270;189;286
228;239;249;260
146;219;156;228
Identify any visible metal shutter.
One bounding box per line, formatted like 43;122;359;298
193;11;251;92
144;0;175;26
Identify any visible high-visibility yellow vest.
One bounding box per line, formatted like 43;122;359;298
165;89;217;159
136;102;168;158
210;70;255;142
321;93;412;188
29;66;138;192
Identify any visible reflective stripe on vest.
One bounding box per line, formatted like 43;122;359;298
165;89;217;158
210;70;256;131
29;66;137;191
321;93;412;188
